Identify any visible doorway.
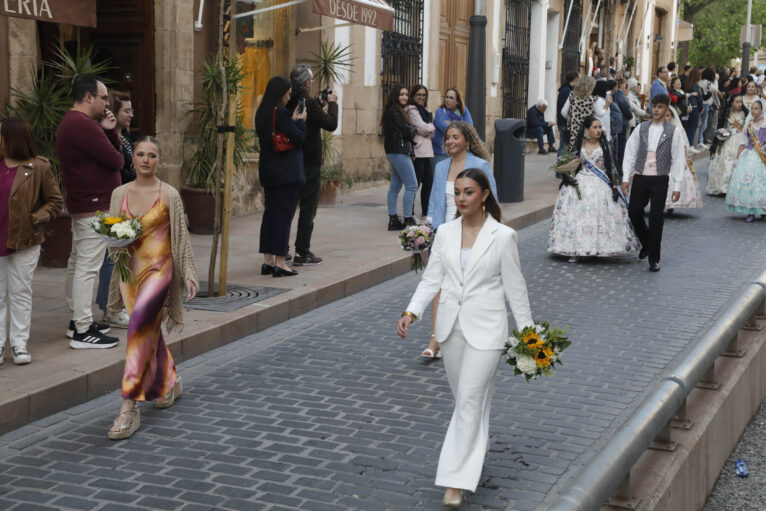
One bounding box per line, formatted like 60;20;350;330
651;8;665;78
39;0;155;136
438;0;474;98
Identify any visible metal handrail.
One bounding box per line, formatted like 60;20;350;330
548;269;766;511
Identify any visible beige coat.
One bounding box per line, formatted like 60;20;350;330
106;182;199;332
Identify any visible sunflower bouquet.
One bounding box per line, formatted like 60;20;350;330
399;223;433;273
90;212;142;284
503;321;571;380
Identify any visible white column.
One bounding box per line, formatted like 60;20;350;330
528;0;548;109
490;0;501;98
334;20;351;134
545;11;560;123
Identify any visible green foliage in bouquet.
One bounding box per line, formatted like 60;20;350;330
503;321;571;381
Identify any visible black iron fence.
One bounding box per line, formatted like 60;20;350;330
561;0;583;77
381;0;424;102
502;0;532;119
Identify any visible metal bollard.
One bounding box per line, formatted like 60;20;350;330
649;419;677;451
743;310;763;331
757;300;766;319
606;472;641;510
696;361;721;390
722;330;747;358
671;397;694;430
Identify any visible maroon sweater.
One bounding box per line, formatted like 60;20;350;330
56;110;123;215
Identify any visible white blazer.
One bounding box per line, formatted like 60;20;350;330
406;216;534;350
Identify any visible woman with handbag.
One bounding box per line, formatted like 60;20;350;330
254;76;307;277
548;116;639;262
382;84;418;231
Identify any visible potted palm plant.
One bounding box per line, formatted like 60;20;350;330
183;53;252;234
318;131;342;205
7;41;112;267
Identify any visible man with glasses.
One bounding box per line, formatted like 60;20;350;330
56;74;123;349
286;64;338;266
650;67;670;105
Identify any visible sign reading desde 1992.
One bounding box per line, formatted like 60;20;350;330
0;0;97;28
328;0;377;25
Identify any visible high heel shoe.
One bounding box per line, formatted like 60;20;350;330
273;266;298;277
107;403;140;440
441;488;463;508
261;263;275;275
155;376;182;409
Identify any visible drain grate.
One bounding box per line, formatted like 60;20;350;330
184;281;288;312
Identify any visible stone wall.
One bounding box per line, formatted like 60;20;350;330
7;17;37;105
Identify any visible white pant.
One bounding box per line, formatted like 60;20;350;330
0;245;41;347
65;216;107;333
436;323;503;491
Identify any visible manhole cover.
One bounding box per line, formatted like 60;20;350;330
185;282;288;312
348;202;385;207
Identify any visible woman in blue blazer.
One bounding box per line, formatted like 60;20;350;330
421;121;497;359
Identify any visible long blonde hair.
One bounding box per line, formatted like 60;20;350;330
444;121;490;161
572;76;596;99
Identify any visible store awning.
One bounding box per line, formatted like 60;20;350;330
0;0;96;28
311;0;394;31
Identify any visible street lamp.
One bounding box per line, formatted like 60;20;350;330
742;0;752;77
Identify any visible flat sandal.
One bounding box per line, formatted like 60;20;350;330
107;405;140;440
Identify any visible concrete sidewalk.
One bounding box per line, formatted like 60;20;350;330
0;152;562;434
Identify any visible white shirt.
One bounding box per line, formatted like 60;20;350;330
445;181;457;223
593;97;612;141
622;120;686;193
460;248;471;272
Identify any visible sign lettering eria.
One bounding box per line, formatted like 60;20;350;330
3;0;53;19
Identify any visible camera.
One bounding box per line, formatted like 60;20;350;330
320;87;333;104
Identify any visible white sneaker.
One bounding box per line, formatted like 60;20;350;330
104;309;130;329
11;345;31;365
688;146;699;154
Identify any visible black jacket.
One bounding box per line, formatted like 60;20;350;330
557;83;573;126
257;106;307;188
286;88;338;167
382;106;416;155
526;105;549;136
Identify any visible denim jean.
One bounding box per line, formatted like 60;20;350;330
95;249;113;313
557;125;570;157
386;153;418;218
527;126;555;149
683;107;700;150
698;104;710;145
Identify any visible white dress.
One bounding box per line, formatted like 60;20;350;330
548;146;641;257
664;110;703;209
445;181;457;223
707;112;746;195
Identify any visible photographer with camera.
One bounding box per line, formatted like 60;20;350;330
286;64;338;266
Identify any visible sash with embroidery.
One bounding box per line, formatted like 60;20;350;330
582;159;629;207
685;158;698;182
747;125;766;168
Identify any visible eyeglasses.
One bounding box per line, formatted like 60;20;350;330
415;93;427;97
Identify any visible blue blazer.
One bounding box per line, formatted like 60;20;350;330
432;106;473;156
426;153;498;231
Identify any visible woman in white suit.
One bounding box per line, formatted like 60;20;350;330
397;168;534;507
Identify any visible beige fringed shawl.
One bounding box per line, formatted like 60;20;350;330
106;182;199;333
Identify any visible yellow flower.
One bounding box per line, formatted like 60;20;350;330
535;348;552;368
523;331;544;349
104;217;122;225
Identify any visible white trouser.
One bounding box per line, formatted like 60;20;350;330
65;216;107;334
0;245;41;348
436;323;503;491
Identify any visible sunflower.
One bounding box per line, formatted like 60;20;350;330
535;347;554;368
523;330;544;349
104;216;122;225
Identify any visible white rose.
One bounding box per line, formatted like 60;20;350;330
516;354;538;375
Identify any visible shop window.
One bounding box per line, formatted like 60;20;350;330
235;0;291;130
381;0;424;101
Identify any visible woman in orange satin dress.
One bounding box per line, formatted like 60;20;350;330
106;136;199;440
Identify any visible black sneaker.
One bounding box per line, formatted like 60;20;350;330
293;251;324;266
69;324;119;350
403;216;416;227
538;148;548;155
388;215;405;231
66;320;110;339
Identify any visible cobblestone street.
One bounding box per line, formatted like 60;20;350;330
2;161;766;511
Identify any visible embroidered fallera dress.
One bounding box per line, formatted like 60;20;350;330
119;187;177;401
726;123;766;215
707;112;746;195
548;147;640;257
665;107;703;209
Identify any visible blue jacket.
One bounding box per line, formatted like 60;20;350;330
614;90;633;130
426;153;498;231
649;79;668;105
525;105;549;136
432;106;473;156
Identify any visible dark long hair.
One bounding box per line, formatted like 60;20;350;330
573;115;617;182
408;84;433;123
254;76;291;140
381;84;409;127
592;80;610;98
683;68;701;93
454;168;502;223
711;94;748;156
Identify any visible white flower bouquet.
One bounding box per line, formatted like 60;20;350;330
715;128;733;141
90;212;142;283
503;321;571;381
